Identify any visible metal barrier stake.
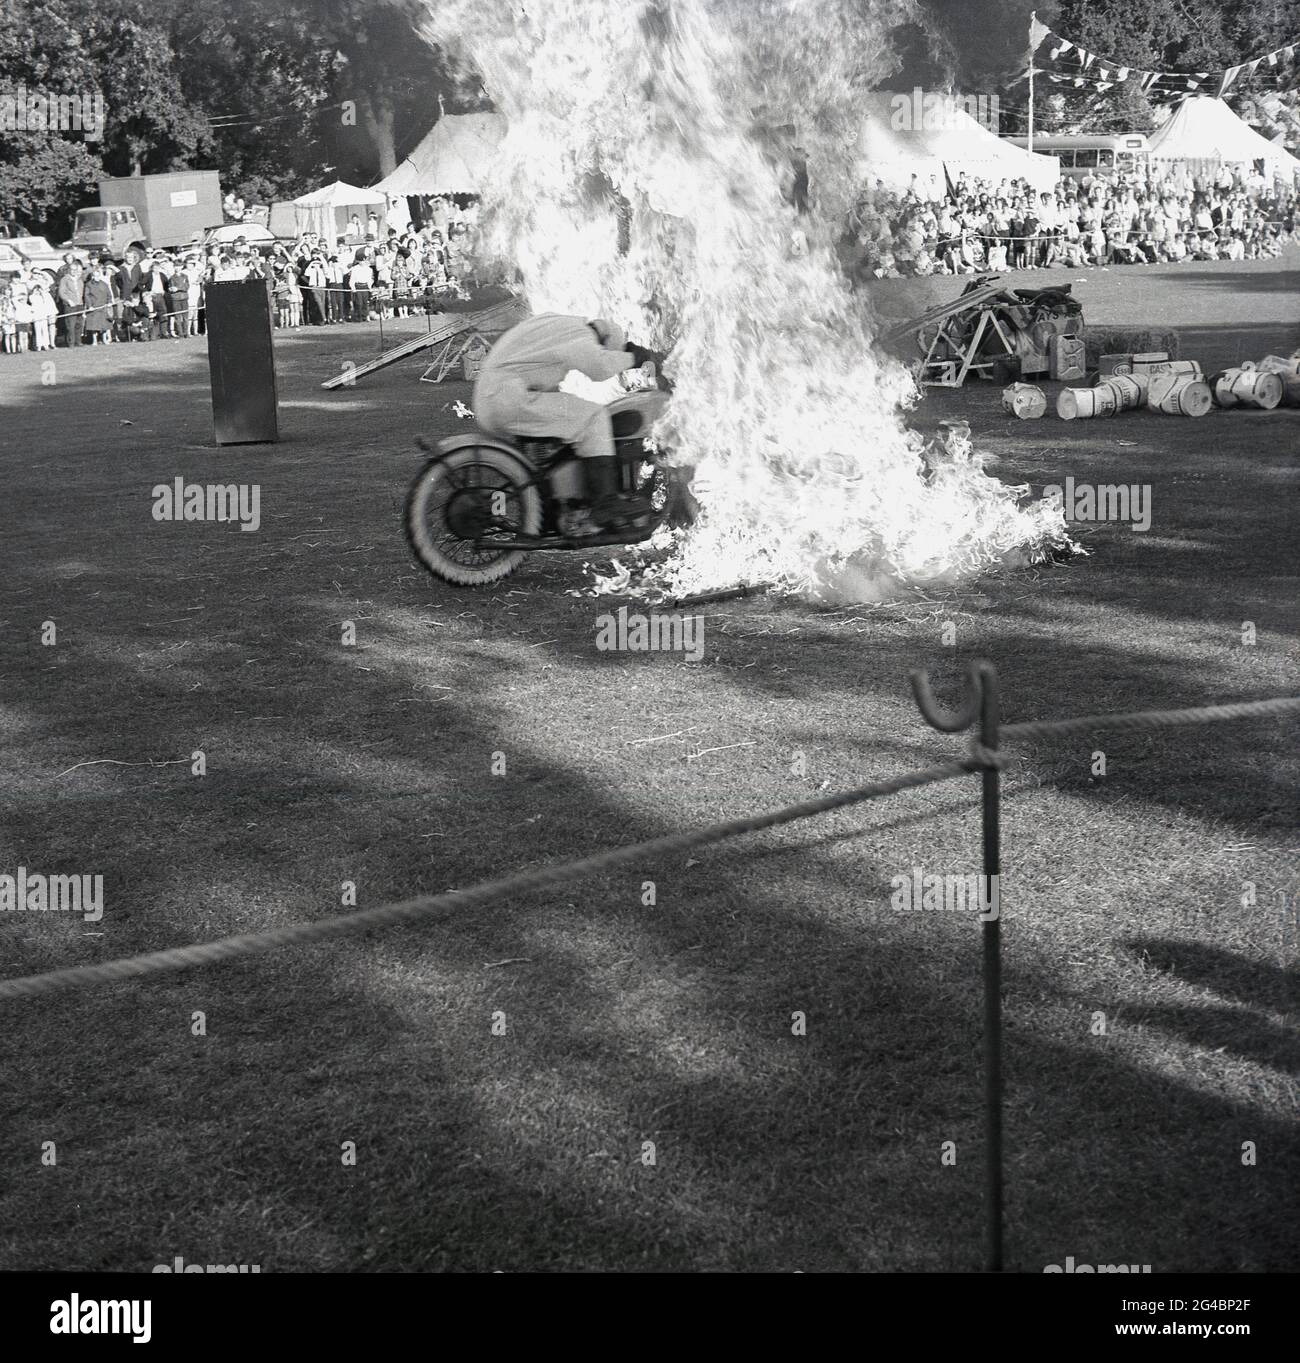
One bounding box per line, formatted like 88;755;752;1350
910;659;1004;1272
976;661;1003;1274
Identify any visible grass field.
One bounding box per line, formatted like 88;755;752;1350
1;251;1296;1272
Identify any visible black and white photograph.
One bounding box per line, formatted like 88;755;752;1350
1;0;1295;1335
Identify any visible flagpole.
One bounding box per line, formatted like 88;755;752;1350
1028;12;1036;153
1028;63;1035;152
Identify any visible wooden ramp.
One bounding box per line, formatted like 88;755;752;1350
878;277;1025;388
320;297;526;389
880;279;1011;348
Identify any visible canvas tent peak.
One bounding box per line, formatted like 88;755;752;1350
858;91;1060;194
373;113;508;198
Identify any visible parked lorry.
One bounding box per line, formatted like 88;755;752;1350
71;171;223;256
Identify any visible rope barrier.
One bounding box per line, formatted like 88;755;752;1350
0;759;976;1003
903;226;1290;244
1001;694;1300;743
1;284;465;348
2;692;1295;1004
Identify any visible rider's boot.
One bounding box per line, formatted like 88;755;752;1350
586;457;651;530
584;456;621;526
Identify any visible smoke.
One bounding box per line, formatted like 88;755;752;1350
418;0;1070;601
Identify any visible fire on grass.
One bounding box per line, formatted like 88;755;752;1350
421;0;1074;603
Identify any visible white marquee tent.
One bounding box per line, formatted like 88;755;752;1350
291;181;388;242
373;113;508;197
858;92;1060;194
1146;96;1300;182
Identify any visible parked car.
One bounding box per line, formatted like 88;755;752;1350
0;242;24;278
202;223;279;256
8;234;71;273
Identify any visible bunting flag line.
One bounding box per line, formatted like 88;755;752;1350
1026;13;1299;93
1040;66;1293;107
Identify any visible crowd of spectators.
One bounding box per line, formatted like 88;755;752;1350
6;165;1297;350
844;164;1299;281
0;217;481;353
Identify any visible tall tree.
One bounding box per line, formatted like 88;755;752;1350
275;0;480;182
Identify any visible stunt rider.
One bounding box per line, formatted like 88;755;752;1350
472;313;662;533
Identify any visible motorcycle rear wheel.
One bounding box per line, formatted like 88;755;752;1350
405;446;543;586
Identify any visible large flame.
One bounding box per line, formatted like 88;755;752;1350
419;0;1070;601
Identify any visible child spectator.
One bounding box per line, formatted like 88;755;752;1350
390;254;410;317
285;265;302;327
12;281;34;351
29;274;56;350
273;264;293;327
185;257;202;336
0;283;15;353
166;262;191;339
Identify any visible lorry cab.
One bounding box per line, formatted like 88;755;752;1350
72;206;148;257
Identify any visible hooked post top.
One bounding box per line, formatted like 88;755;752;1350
909;659;1000;742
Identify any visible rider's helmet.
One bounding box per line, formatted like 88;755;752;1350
588;317;626;351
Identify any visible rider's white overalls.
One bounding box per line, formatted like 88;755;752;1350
473;314;633;461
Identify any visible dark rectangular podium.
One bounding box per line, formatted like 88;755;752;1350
206;278;279;444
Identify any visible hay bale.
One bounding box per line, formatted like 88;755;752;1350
1085;326;1180;368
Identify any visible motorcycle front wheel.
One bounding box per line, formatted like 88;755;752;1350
405;446;543;586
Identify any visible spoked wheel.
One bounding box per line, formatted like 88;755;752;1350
404;446;542;586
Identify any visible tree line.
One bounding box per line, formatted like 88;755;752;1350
0;0;478;234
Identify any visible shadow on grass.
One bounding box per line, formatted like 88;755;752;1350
1162;269;1300;296
1123;939;1297;1011
1121;1005;1300;1072
1;588;1296;1271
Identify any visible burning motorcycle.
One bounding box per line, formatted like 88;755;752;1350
404;369;698;587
